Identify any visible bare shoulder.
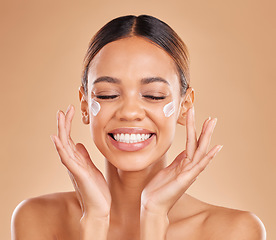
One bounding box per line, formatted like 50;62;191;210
168;194;266;240
205;204;266;239
11;191;81;240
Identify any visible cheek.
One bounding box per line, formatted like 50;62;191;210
163;100;175;117
145;103;177;140
90;99;101;116
89;104;108;145
147;100;177;123
157;102;179;146
89;105;109;134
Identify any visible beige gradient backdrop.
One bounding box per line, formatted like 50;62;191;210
1;0;275;239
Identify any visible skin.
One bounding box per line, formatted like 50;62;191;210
11;37;266;240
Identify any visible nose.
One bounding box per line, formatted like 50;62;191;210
115;98;146;121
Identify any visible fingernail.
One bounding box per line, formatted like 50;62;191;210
217;145;223;152
50;135;55;142
66;105;72;114
212;118;217;128
213;145;223;158
57;111;60;120
213;117;217;124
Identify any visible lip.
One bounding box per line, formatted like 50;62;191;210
108;127;156;152
107;127;156;152
108;133;155;152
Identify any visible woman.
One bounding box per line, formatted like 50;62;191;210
11;15;266;239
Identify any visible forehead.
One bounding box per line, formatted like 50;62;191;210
88;36;179;84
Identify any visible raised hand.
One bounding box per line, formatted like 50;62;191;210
50;105;111;220
141;106;223;216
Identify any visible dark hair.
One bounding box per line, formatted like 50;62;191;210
81;15;190;96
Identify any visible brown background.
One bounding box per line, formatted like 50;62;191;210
1;0;275;239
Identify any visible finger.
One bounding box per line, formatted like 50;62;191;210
64;106;77;153
51;135;80;172
68;137;77;154
52;135;97;179
197;117;211;144
59;134;94;171
57;111;68;143
65;105;75;137
144;151;188;192
191;118;217;165
57;111;76;159
186;106;197;160
184;145;223;181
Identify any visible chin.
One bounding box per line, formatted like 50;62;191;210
107;155;155;172
104;150;168;173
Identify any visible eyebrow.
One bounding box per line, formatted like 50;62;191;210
141;77;170;85
93;76;121;85
92;76;170;85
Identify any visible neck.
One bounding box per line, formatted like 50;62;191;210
105;156;167;225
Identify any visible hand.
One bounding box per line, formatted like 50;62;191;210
141;106;223;216
50;105;111;220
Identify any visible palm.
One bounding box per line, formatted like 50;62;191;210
141;106;222;215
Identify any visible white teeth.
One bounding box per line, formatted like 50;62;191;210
112;133;152;143
125;134;130;143
130;134;135;143
120;133;124;142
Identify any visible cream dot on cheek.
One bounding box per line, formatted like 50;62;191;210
90;99;101;116
163;101;175;117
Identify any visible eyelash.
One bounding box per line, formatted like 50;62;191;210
95;95;118;99
95;95;166;100
142;95;166;100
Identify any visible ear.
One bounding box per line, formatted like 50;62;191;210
79;86;90;125
177;87;195;126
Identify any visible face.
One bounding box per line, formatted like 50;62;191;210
83;36;189;171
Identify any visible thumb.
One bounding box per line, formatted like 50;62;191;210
75;143;91;159
75;143;97;169
181;150;187;159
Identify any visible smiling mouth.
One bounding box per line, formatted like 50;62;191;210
108;133;155;143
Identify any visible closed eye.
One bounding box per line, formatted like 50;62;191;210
143;95;166;100
95;95;119;99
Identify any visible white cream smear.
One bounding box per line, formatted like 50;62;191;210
90;99;101;116
163;101;175;117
